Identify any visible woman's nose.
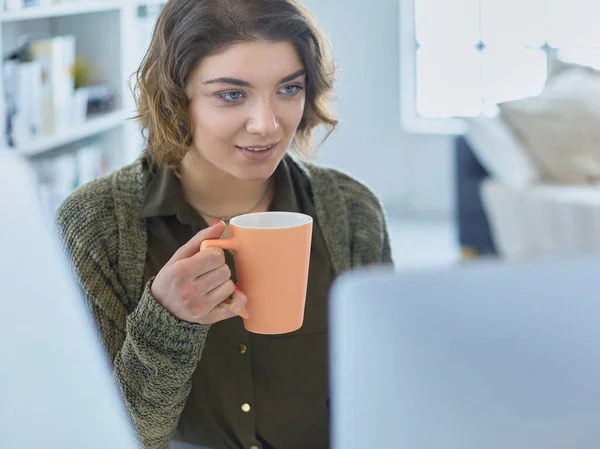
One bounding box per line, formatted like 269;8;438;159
246;100;280;136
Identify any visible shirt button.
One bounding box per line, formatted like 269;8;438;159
241;403;251;413
239;344;248;354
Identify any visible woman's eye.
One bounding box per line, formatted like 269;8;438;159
279;85;303;96
218;91;245;103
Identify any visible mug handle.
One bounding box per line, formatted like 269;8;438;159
199;238;249;319
200;237;238;252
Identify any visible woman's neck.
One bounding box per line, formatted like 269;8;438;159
178;152;272;221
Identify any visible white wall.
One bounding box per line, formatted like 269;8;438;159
304;0;455;218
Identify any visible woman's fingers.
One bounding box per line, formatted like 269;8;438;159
208;287;249;322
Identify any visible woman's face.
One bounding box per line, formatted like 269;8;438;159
186;40;306;182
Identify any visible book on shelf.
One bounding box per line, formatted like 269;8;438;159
3;59;44;147
3;35;78;148
3;33;120;150
34;140;109;218
30;35;76;136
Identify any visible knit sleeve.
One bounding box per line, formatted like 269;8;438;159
331;171;394;267
56;178;210;449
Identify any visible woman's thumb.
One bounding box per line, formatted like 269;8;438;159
170;220;226;262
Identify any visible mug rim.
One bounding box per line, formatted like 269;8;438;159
230;211;313;229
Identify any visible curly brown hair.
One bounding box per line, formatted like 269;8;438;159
134;0;338;167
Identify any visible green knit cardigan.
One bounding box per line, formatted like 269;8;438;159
56;155;393;449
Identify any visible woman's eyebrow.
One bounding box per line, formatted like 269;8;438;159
278;69;306;84
204;69;306;87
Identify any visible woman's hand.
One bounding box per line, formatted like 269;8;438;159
151;221;248;324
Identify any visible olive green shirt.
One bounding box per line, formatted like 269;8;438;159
140;156;334;449
56;154;393;449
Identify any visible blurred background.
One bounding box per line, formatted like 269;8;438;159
4;0;600;270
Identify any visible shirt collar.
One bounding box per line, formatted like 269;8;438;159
140;163;183;218
140;154;301;220
270;155;301;213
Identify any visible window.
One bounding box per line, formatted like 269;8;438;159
400;0;600;134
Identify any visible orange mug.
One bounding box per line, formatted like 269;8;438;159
200;212;313;334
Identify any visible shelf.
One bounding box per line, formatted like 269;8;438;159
0;1;122;22
12;110;128;156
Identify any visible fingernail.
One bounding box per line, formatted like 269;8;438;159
210;220;223;228
234;283;241;291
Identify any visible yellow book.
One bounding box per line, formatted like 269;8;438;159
29;35;76;137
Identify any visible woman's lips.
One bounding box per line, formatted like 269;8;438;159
236;143;278;161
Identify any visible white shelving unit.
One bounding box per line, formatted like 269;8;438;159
14;109;128;155
0;2;122;22
0;0;166;218
0;0;166;169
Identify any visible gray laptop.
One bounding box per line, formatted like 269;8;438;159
0;153;139;449
330;259;600;449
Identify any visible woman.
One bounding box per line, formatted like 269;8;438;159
57;0;393;448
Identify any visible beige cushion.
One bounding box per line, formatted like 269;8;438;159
499;68;600;183
465;115;540;187
547;58;600;83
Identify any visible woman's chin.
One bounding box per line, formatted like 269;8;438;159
231;152;286;181
232;166;277;183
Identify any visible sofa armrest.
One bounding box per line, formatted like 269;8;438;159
481;180;600;258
